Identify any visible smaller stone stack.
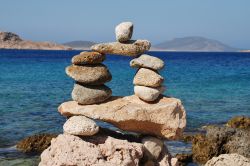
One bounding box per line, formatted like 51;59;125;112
64;51;112;136
66;51;112;105
130;54;165;102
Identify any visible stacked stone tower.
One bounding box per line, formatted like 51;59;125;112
66;51;112;105
39;22;186;166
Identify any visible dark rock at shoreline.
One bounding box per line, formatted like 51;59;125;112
192;126;250;164
226;116;250;129
175;153;193;166
16;134;57;154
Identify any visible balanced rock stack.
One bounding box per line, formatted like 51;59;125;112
66;51;112;105
131;54;165;101
39;22;186;166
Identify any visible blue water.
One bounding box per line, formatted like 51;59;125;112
0;49;250;149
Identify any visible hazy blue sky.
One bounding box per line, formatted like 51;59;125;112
0;0;250;48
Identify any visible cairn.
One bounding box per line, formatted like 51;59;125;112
39;22;186;166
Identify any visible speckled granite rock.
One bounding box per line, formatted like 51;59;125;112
133;68;164;87
115;22;133;42
72;51;105;65
66;64;112;85
91;40;151;56
205;153;250;166
63;116;99;136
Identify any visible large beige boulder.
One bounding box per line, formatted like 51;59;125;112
59;95;186;140
39;134;143;166
91;40;151;56
205;153;250;166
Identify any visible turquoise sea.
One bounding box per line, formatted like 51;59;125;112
0;49;250;164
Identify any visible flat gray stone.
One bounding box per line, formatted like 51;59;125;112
115;22;133;42
130;54;164;70
66;64;112;85
91;40;151;56
72;83;112;105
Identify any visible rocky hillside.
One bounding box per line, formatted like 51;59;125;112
63;41;96;50
0;31;71;50
154;36;237;52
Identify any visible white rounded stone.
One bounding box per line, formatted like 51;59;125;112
134;86;165;102
115;22;133;42
63;116;99;136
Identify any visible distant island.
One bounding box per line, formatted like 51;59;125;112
0;31;71;50
1;31;248;52
63;41;96;50
153;36;237;52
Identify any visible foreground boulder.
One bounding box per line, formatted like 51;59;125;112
58;95;186;140
39;134;143;166
91;40;151;56
16;134;57;153
205;153;250;166
192;126;250;164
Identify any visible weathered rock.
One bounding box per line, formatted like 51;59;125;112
158;146;179;166
66;64;112;85
16;134;57;154
192;126;250;164
130;54;164;70
58;95;186;140
133;68;164;87
91;40;151;56
72;83;112;105
63;116;99;136
99;136;143;166
226;116;250;129
141;145;179;166
39;134;143;166
115;22;133;42
175;153;193;166
205;153;250;166
134;86;165;102
142;137;164;160
72;51;105;65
